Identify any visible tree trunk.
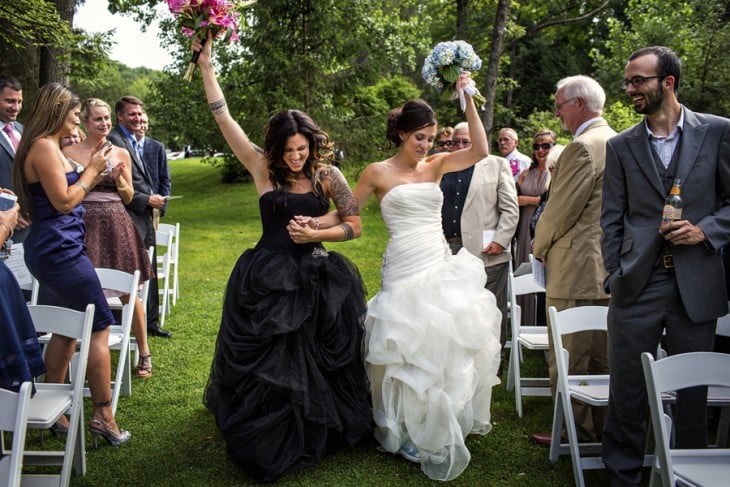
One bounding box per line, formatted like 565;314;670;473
456;0;469;39
40;0;75;85
482;0;509;141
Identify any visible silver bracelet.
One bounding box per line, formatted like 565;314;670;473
314;218;320;230
76;181;90;195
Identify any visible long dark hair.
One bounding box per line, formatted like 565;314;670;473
386;99;436;147
263;109;333;198
13;83;80;218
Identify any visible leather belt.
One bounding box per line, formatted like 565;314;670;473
445;236;462;245
655;252;674;269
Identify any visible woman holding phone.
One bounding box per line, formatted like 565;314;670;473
13;83;131;446
63;98;154;378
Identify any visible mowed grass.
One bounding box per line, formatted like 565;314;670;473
64;158;614;486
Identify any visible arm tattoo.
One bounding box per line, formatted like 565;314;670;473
326;167;360;217
209;98;227;115
339;223;355;241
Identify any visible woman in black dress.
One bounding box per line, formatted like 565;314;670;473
193;35;372;482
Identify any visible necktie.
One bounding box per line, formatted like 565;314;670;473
510;159;519;176
3;124;19;151
133;140;146;174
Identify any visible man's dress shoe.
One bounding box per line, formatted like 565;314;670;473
148;327;172;338
529;432;552;446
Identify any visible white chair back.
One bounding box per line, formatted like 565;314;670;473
0;382;32;487
155;229;174;328
25;304;95;485
642;351;730;487
157;222;180;305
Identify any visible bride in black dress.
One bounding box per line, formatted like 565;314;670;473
193;35;372;482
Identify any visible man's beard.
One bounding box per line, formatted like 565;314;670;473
634;86;664;115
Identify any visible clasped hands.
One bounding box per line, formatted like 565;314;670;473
287;215;318;244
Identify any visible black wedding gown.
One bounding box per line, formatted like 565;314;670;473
203;189;373;482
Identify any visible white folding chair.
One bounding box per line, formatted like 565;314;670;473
547;305;610;487
157;222;180;306
0;382;32;487
642;352;730;487
95;268;140;414
505;260;550;417
24;304;94;486
155;229;173;328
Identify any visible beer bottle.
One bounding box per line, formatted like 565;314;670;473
662;178;683;222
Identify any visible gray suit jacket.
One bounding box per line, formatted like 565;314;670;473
108;125;154;244
460;155;519;267
0;121;28;242
601;107;730;322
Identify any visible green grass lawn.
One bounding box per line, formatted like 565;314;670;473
64;158;615;486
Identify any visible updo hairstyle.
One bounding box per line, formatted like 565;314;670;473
386;99;437;147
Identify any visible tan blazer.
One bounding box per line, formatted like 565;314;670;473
460;155;519;267
532;119;616;299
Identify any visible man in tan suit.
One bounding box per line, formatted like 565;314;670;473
530;75;616;445
441;122;519;362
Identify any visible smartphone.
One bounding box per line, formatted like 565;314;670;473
0;192;18;211
103;141;113;173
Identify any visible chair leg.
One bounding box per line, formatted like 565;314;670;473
718;406;730;448
549;392;564;463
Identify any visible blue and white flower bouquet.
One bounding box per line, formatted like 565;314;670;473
422;40;486;110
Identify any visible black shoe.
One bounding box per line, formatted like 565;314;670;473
148;327;172;338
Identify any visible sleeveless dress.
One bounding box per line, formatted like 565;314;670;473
515;167;549;325
203;189;373;482
515;167;549;266
364;183;501;481
23;171;115;330
0;260;45;392
82;171;153;292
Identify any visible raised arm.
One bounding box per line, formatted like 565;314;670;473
438;73;489;176
192;33;269;192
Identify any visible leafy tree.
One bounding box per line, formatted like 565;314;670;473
591;0;730;116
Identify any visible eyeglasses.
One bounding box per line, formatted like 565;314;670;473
436;140;452;147
533;142;554;151
620;75;664;90
554;97;577;112
451;139;471;147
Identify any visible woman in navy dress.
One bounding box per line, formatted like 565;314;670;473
0;195;45;393
13;83;130;446
193;35;372;481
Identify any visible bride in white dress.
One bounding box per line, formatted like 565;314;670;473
353;73;501;481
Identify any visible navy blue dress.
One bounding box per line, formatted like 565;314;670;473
0;260;45;392
204;190;373;482
23;171;114;330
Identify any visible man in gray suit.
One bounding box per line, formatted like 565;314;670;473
441;121;519;363
601;46;730;486
109;95;171;338
0;74;29;242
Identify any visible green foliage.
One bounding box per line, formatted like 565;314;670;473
591;0;730;116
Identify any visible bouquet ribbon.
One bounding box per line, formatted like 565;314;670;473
459;79;484;112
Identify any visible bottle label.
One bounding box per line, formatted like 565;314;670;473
662;205;682;221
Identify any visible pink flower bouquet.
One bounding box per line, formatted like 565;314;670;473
167;0;247;81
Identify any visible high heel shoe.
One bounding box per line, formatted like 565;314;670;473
89;418;131;448
49;419;69;437
136;354;152;378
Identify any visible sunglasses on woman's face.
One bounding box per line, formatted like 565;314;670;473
436;140;452;147
533;142;554;151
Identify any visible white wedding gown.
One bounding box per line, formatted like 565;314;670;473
364;182;502;481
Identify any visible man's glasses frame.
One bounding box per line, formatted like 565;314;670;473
451;139;471;147
620;75;665;90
